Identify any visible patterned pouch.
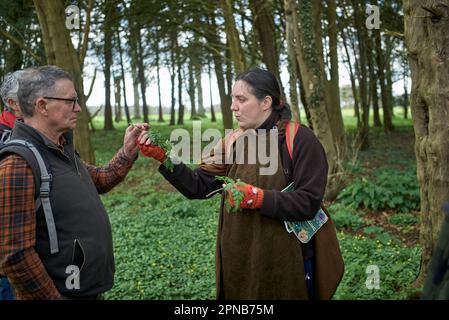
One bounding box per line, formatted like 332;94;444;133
282;182;328;243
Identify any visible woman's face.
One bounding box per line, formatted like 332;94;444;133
231;80;272;130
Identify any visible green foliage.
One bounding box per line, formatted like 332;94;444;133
147;128;174;170
389;213;420;226
329;203;366;231
215;176;245;212
362;226;395;245
333;231;421;299
102;189;218;300
337;167;420;212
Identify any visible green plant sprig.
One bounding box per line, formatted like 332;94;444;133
208;176;245;213
148;129;174;170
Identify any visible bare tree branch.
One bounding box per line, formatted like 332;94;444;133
79;0;94;68
0;28;43;64
85;68;97;101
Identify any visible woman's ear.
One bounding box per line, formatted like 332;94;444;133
262;96;273;111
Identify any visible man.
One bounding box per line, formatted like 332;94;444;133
0;70;23;141
0;70;25;300
0;65;148;299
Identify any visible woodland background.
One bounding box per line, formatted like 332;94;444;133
1;0;448;299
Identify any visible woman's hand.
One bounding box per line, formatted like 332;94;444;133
226;182;264;210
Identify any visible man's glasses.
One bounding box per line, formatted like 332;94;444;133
43;96;79;110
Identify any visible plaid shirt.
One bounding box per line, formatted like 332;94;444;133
0;147;136;299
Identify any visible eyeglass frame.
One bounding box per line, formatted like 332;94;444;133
43;96;79;110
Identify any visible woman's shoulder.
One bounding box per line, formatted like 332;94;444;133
294;124;320;143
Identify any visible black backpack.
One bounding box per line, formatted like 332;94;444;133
422;203;449;299
0;128;59;255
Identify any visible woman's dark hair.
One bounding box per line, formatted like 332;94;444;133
235;67;291;121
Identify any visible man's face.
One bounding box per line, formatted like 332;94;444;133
43;79;81;133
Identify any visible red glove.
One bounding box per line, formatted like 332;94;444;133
138;143;166;163
227;183;264;210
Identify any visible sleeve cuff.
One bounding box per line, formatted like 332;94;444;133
259;189;277;219
117;148;138;163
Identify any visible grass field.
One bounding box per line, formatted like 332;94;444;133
90;109;421;300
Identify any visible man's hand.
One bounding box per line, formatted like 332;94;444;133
123;123;150;159
226;182;264;210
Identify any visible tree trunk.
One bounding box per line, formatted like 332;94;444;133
284;0;341;198
136;28;149;123
188;60;196;119
326;0;347;161
116;30;131;124
205;13;233;129
195;62;205;117
404;0;449;287
208;62;217;123
103;3;114;130
220;0;246;74
284;1;300;122
114;76;122;123
369;32;381;127
177;58;184;126
155;30;164;122
129;43;140;119
385;36;395;119
374;27;393;133
33;0;95;163
341;28;360;127
239;0;257;67
249;0;281;81
403;68;409;119
175;32;184;126
169;33;176;126
353;0;370;150
129;38;141;119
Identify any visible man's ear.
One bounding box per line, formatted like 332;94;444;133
8;99;23;118
35;98;48;115
262;96;273;111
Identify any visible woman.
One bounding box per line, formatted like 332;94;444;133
139;67;343;299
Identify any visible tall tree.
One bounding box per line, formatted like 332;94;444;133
220;0;246;74
374;22;394;133
33;0;95;163
208;61;217;122
155;28;164;122
102;1;115;130
116;28;131;124
325;0;347;162
249;0;281;81
204;11;233;129
113;75;122;123
284;0;342;199
352;0;370;150
285;11;300;122
404;0;449;286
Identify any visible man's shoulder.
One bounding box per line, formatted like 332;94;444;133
0;153;30;167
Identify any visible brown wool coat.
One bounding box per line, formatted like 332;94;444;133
214;129;344;300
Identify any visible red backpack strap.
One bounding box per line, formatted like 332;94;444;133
285;121;300;160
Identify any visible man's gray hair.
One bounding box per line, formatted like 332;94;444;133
18;65;73;118
0;71;22;110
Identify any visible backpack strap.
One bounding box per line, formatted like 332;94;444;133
0;139;59;254
0;128;12;144
285;121;300;160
